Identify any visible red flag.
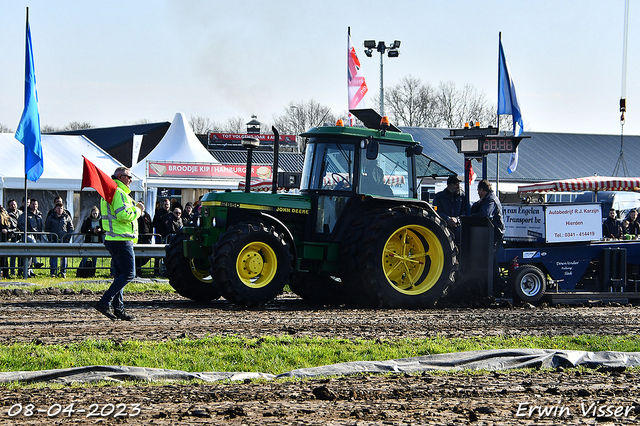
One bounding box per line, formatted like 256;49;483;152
81;156;117;204
465;159;477;184
348;29;368;125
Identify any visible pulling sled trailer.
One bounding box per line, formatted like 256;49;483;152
496;176;640;304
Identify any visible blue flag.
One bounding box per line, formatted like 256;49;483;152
497;36;523;138
15;17;43;182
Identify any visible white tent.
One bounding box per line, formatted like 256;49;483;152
131;112;220;182
132;112;237;210
0;133;142;194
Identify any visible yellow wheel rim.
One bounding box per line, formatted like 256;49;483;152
236;242;278;288
189;259;212;283
382;224;444;295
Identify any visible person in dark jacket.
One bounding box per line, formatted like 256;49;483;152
136;201;153;276
79;206;104;276
470;179;505;244
471;179;505;289
17;198;44;276
164;208;184;235
602;208;623;239
433;175;467;243
626;209;640;237
45;203;74;277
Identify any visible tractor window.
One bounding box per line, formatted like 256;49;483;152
359;143;413;198
315;194;349;233
303;142;355;191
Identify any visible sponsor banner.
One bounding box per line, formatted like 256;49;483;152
503;204;545;242
209;133;296;144
147;161;272;179
545;204;602;243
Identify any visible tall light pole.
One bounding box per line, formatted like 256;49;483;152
364;39;400;116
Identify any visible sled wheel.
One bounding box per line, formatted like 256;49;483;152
165;230;220;302
212;222;293;307
510;265;546;304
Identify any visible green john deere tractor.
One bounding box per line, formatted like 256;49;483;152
165;110;459;308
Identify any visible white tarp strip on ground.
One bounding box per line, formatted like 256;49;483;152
1;349;638;384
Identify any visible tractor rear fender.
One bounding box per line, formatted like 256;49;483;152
259;211;298;265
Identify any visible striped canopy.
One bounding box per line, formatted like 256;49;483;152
518;176;640;193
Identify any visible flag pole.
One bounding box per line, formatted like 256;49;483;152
22;8;29;279
496;32;501;135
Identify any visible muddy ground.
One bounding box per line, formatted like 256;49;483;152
0;287;639;425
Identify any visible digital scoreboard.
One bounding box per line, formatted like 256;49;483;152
455;136;519;154
445;126;528;155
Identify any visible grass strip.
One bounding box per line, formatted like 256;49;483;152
0;335;639;375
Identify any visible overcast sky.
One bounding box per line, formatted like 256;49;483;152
1;0;638;136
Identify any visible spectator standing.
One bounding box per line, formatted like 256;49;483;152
433;175;467;244
0;207;9;278
46;196;72;222
94;166;143;321
45;203;74;277
152;198;171;242
164;208;184;235
182;202;193;225
602;208;623;239
151;198;171;276
135;201;153;277
6;200;22;277
17;198;44;277
470;180;505;289
79;206;104;276
627;209;640;237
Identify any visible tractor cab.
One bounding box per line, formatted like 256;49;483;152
299;111;421;237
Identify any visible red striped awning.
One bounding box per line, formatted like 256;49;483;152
321;174;406;187
518;176;640;193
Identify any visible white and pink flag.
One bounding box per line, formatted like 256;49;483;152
348;29;368;125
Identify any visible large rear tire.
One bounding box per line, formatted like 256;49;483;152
211;222;293;307
165;230;220;302
342;206;458;308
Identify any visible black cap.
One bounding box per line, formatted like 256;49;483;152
447;175;462;185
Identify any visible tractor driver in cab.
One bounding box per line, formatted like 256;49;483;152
360;161;393;196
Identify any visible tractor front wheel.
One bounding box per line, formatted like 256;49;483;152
165;230;220;302
211;222;293;307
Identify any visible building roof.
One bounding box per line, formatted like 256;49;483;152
51;121;171;167
210;150;304;173
403;127;640;182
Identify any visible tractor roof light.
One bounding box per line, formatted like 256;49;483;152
336;119;344;127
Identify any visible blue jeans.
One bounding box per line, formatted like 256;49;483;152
50;257;67;275
100;240;135;311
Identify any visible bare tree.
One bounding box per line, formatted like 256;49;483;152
223;116;248;133
385;76;439;127
189;115;216;135
272;100;335;152
41;124;60;133
62;121;94;131
0;123;12;133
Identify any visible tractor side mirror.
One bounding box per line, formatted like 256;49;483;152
406;145;423;157
365;139;379;160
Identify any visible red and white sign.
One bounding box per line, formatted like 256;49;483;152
209;133;296;144
147;161;272;179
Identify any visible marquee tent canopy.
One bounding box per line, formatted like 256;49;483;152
518;176;640;193
0;133;140;192
131;112;219;182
